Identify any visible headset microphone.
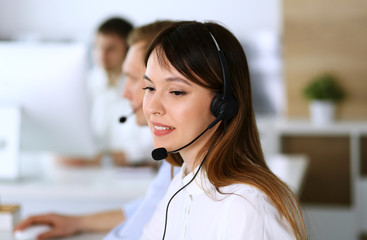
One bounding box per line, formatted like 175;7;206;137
119;113;132;123
151;110;226;161
151;126;210;161
118;105;142;124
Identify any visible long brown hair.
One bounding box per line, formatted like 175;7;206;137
145;21;307;239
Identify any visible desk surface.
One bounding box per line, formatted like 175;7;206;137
0;164;157;220
0;166;156;201
0;165;157;239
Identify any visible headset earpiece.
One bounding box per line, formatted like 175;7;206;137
210;94;238;122
208;31;239;124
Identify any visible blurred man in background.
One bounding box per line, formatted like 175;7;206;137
14;20;179;240
59;17;153;167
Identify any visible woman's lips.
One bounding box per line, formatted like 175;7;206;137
151;122;175;136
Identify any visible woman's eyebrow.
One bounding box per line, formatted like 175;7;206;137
165;77;192;86
143;75;152;82
143;75;192;86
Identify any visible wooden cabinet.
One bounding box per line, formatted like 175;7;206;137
267;120;367;206
281;135;350;205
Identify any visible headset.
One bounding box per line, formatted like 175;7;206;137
151;30;238;161
158;29;239;240
208;32;238;127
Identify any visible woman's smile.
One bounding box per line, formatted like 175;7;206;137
151;121;176;136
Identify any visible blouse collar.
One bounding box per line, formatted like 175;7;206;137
180;163;217;196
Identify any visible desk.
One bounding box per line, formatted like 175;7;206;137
0;160;156;232
0;154;308;239
0;164;156;240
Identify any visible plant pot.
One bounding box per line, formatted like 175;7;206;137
309;100;335;125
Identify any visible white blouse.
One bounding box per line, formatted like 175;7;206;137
140;164;295;240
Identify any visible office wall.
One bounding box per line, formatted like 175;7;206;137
284;0;367;120
0;0;285;116
0;0;281;42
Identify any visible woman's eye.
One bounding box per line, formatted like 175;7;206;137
170;91;186;96
142;87;155;92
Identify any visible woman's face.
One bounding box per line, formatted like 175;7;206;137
143;50;216;163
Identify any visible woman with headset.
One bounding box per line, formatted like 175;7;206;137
140;21;307;240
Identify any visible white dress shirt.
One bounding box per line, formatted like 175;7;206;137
140;164;295;240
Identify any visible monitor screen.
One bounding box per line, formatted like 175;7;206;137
0;42;96;156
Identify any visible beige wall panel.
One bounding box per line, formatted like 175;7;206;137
284;0;367;119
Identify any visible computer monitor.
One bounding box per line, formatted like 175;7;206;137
0;42;96;159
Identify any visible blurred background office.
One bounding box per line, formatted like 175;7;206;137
54;17;154;168
0;0;366;240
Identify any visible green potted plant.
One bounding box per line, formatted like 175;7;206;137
303;74;345;125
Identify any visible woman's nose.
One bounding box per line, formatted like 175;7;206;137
145;91;165;116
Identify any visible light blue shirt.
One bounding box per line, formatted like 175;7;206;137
103;161;180;240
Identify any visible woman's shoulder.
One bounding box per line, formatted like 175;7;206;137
217;184;295;239
219;183;273;213
221;183;264;196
